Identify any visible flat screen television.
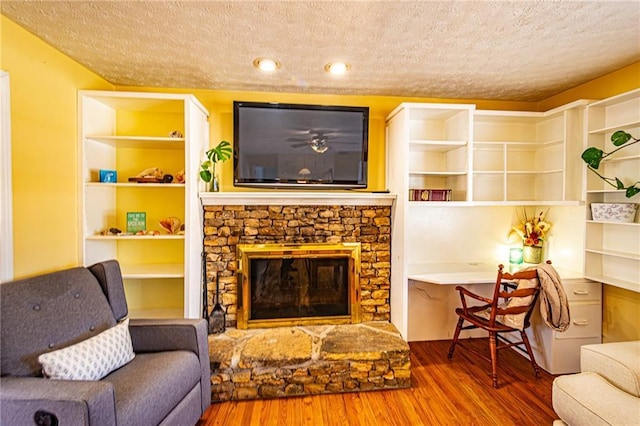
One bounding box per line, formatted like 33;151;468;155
233;101;369;189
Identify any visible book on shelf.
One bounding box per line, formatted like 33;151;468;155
409;189;452;201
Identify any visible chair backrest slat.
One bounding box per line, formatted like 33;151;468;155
489;263;545;326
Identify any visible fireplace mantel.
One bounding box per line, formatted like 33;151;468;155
200;191;396;206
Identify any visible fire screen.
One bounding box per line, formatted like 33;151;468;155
237;243;361;328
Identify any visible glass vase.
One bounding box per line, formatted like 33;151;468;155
208;175;219;192
523;245;542;264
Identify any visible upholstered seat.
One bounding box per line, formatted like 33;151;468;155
553;341;640;425
0;260;211;426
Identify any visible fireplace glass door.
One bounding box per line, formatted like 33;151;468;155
250;257;349;320
237;243;361;328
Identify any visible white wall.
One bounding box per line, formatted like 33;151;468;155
405;205;585;268
406;204;586;341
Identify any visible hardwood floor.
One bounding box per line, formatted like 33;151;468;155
198;339;559;425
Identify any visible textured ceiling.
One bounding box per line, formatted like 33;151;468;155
2;1;639;101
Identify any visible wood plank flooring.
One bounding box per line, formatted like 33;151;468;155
198;339;559;426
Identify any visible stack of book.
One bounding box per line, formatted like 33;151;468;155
408;189;452;201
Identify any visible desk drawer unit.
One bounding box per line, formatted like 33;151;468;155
526;279;602;374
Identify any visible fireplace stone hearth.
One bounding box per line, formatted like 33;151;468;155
201;193;405;401
208;322;410;401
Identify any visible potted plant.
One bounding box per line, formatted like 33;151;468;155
581;130;639;198
200;140;232;192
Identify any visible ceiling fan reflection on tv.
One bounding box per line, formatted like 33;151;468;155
286;128;357;154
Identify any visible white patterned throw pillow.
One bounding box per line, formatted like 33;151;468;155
38;318;135;380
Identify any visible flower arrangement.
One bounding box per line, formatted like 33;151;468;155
509;208;552;247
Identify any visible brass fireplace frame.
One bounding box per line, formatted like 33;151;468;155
236;243;361;329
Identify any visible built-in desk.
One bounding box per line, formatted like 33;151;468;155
407;262;600;374
408;262;583;286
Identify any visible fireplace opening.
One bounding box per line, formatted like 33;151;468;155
237;243;361;328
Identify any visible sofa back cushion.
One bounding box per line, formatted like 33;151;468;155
581;340;640;398
88;260;128;321
1;267;117;377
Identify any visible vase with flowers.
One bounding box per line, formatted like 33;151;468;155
509;208;552;264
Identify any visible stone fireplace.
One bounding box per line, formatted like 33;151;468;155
201;193;395;328
200;192;409;401
237;243;361;328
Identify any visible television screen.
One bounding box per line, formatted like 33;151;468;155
233;101;369;189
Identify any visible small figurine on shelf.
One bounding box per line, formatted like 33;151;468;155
128;167;164;183
100;227;122;236
169;130;183;138
135;230;159;236
174;169;185;184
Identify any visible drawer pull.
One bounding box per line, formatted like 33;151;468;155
573;290;589;295
573;319;589;326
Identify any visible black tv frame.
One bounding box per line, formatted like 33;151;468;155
233;101;369;189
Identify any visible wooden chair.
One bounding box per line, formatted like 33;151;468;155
447;262;549;388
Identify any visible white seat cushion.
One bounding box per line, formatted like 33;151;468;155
581;340;640;398
553;372;640;426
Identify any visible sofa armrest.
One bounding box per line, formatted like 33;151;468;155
128;318;211;413
0;376;116;425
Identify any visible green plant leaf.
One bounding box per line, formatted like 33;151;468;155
200;160;211;170
626;186;640;198
207;140;233;163
615;178;625;190
611;130;632;147
199;170;212;182
581;147;603;169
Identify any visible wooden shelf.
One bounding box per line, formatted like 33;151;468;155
121;263;185;278
86;234;184;240
584;274;639;294
86;135;185;149
408;140;467;152
584;248;640;261
86;182;185;188
588;120;640;134
129;308;184;319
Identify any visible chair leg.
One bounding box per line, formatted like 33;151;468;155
489;332;499;388
521;330;541;378
448;317;464;359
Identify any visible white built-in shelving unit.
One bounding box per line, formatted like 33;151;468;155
583;88;640;293
78;90;210;319
386;100;591;339
473;100;589;204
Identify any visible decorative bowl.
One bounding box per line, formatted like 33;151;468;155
590;203;638;223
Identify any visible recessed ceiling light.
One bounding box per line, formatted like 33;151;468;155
253;57;280;72
324;62;350;75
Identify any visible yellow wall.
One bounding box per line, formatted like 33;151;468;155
114;88;536;192
3;16;639;342
0;16;113;277
603;286;640;343
538;61;640;111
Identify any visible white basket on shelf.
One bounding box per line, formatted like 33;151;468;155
590;203;638;223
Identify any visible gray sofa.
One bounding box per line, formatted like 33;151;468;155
0;260;211;426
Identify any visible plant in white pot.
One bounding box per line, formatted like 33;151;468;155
199;140;232;192
581;130;639;198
